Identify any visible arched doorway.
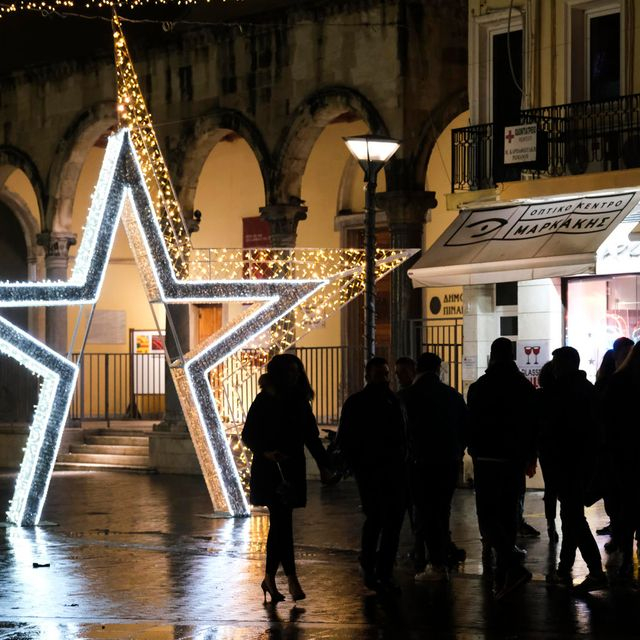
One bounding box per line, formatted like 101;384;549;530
0;200;37;421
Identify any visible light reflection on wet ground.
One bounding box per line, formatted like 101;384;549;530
0;470;637;638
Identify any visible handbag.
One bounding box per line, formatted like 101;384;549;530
275;462;296;506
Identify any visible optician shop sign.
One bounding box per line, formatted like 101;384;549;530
444;192;636;247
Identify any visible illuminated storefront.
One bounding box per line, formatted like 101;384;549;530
409;189;640;388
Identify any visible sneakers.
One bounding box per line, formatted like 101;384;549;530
546;569;573;587
447;544;467;566
512;545;527;562
572;572;608;594
518;520;541;538
494;566;532;600
415;565;450;582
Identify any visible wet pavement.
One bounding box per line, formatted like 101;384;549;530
0;470;638;639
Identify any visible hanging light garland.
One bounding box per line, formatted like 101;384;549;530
0;0;239;18
113;11;194;280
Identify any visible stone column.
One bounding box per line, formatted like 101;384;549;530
259;203;308;247
36;231;77;355
375;190;436;363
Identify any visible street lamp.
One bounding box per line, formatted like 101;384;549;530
344;134;400;364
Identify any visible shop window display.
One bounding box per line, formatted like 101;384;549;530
567;275;640;381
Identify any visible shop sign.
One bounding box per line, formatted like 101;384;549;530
427;287;464;318
131;329;165;394
504;124;537;164
516;339;550;388
445;192;636;247
242;216;270;248
596;220;640;275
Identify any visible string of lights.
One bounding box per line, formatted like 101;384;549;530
113;11;193;280
0;1;401;28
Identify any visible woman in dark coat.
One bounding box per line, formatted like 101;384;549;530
242;353;333;603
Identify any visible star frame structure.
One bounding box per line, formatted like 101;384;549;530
1;129;325;521
0;127;414;523
0;317;78;526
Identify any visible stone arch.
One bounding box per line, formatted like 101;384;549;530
0;188;41;270
414;90;468;190
46;101;117;232
0;145;46;224
177;108;271;215
272;86;390;204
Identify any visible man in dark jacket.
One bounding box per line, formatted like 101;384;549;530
337;356;407;593
467;337;536;599
404;352;468;581
542;346;607;593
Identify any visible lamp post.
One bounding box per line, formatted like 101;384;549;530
344;134;400;364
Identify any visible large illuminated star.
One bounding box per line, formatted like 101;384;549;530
0;127;133;526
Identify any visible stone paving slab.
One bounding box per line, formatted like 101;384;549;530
0;471;637;639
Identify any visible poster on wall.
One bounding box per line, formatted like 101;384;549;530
516;340;550;388
131;329;165;394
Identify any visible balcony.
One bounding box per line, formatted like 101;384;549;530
451;93;640;192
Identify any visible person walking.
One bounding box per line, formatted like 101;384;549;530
541;346;607;593
403;352;468;581
242;353;334;604
594;337;634;546
394;356;416;393
604;341;640;583
336;356;407;593
535;361;560;543
467;337;537;599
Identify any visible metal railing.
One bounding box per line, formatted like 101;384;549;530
66;346;362;426
520;93;640;177
452;93;640;192
2;344;399;427
70;352;166;422
409;318;464;393
451;123;495;192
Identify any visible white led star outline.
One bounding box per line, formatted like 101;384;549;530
0;127;133;526
0;127;417;523
0;317;78;526
0;129;326;522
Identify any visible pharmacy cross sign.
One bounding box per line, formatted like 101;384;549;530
0;129;328;525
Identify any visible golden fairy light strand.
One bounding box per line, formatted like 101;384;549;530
0;0;239;18
113;12;192;280
190;247;415;494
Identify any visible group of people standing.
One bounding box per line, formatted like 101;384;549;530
241;335;640;604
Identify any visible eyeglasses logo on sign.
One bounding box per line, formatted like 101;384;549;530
445;193;636;247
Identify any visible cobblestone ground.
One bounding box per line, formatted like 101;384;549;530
0;470;637;639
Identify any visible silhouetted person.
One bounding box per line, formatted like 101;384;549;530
394;356;416;392
594;337;633;545
541;346;607;593
242;353;334;604
535;360;560;543
604;341;640;583
404;352;468;581
337;356;407;593
467;337;536;599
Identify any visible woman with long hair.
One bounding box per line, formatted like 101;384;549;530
242;353;334;603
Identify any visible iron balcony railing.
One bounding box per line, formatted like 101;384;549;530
452;93;640;192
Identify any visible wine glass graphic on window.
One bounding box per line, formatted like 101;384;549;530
524;345;532;365
532;345;541;365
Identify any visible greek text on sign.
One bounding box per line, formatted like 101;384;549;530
504;124;537;164
444;193;636;247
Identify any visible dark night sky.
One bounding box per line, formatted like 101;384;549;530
0;0;305;75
